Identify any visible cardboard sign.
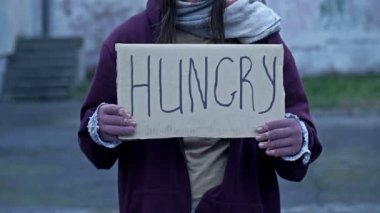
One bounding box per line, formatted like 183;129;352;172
116;44;284;140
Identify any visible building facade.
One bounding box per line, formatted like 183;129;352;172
0;0;42;94
1;0;380;95
271;0;380;75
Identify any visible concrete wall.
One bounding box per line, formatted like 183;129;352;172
270;0;380;75
1;0;380;79
49;0;380;75
50;0;147;68
0;0;42;55
0;0;42;94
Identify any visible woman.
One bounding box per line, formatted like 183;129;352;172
78;0;322;212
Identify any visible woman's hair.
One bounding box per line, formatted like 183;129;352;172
157;0;227;43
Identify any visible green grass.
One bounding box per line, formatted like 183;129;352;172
302;73;380;110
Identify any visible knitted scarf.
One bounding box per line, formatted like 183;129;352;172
176;0;281;43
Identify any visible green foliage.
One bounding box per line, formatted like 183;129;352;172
303;74;380;110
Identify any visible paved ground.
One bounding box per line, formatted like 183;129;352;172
0;99;379;212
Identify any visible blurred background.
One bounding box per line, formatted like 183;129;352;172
0;0;379;212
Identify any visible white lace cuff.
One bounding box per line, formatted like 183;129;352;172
282;113;311;165
87;103;122;149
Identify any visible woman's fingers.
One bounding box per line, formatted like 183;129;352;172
266;119;293;130
100;104;131;117
266;147;297;157
118;108;130;117
100;104;122;115
258;139;298;157
101;115;136;127
100;124;136;136
98;104;136;127
97;104;136;140
270;127;292;140
256;118;303;157
258;138;294;150
255;131;269;141
256;124;269;134
256;119;293;134
255;127;292;142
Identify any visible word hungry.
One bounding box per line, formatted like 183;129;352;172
128;55;277;117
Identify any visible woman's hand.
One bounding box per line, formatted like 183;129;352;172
255;118;302;157
98;104;136;142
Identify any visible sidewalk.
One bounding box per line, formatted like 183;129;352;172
0;100;118;212
0;100;379;212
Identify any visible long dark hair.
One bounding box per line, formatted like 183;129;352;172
157;0;227;43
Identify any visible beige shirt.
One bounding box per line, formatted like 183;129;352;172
176;29;231;209
182;137;229;209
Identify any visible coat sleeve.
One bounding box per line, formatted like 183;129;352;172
259;32;323;182
78;43;122;170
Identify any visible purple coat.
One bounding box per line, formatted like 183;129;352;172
78;0;322;212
